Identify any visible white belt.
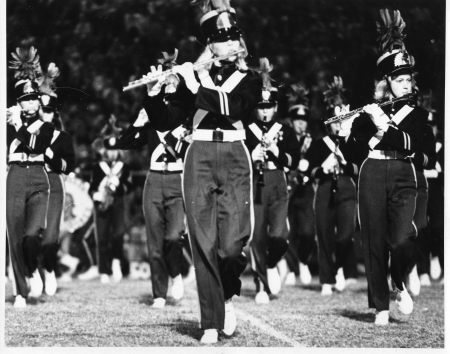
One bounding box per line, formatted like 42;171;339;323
150;161;183;171
368;150;409;160
192;129;246;142
9;152;44;163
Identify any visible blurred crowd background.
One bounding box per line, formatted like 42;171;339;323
7;0;445;173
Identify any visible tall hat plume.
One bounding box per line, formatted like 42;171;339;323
157;48;179;69
9;46;43;81
39;62;61;110
40;62;60;96
287;82;310;121
93;115;123;152
323;76;346;111
257;57;277;107
376;9;415;77
9;46;43;101
191;0;231;13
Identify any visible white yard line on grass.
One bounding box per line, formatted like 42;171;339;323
234;307;307;347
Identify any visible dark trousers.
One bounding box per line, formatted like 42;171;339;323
285;182;316;274
427;178;444;270
183;141;251;330
6;164;50;297
413;171;430;275
93;197;126;275
251;169;289;293
315;175;357;284
143;171;185;299
359;158;417;311
41;172;64;272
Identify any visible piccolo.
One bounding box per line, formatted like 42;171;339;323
123;49;246;92
324;93;415;125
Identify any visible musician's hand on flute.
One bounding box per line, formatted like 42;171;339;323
145;65;165;97
173;62;200;94
266;141;279;157
363;103;390;132
133;108;149;127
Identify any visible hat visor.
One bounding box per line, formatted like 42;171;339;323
257;102;277;109
290;114;308;121
17;93;40;102
209;27;241;43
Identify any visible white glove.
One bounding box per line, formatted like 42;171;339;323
7;105;22;130
173;62;200;94
321;154;339;174
133;108;149;127
45;147;54;159
145;65;165;97
338;114;358;137
363;104;389;132
251;144;265;162
265;141;279;157
298;159;309;172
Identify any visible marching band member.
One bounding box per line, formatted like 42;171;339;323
6;46;56;308
90;118;132;284
105;50;190;308
283;83;315;286
245;58;300;304
38;62;76;295
415;94;442;285
141;0;261;343
341;9;428;325
308;76;358;296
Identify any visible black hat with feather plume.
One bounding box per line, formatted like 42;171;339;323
39;62;60;111
287;82;310;121
376;9;415;77
256;58;278;108
9;46;43;101
92;115;124;153
323;76;349;117
192;0;242;43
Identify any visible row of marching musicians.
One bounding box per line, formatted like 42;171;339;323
5;5;444;345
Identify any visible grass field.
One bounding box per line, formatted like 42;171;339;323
4;273;445;347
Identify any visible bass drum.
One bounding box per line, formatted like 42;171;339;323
61;173;94;235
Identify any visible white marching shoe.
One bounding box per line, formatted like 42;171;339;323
13;295;27;309
395;283;414;315
111;259;123;282
152;297;166;309
44;270;57;296
419;273;431;286
78;265;99;280
321;284;333;296
284;272;296;286
170;274;184;300
255;290;270;304
100;274;110;284
334;267;346;292
407;265;421;296
200;329;218;344
430;256;442;280
267;267;281;295
29;269;43;298
374;310;389;326
299;262;312;285
223;300;237;336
